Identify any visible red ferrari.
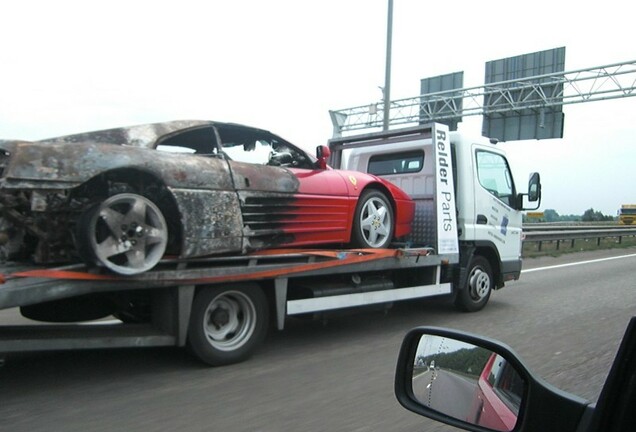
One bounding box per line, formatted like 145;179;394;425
0;121;415;275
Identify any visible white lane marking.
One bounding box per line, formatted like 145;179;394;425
522;253;636;273
79;319;122;326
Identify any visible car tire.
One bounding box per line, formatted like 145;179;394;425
76;193;169;275
187;284;269;366
454;255;493;312
351;190;394;249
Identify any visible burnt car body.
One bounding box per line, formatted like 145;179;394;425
0;120;414;275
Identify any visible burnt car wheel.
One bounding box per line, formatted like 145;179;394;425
352;190;394;249
77;193;168;275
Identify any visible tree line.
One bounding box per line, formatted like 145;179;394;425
417;347;492;378
524;208;615;223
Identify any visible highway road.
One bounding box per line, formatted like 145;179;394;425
413;369;478;421
1;248;635;432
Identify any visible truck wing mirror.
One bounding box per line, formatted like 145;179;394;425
316;145;331;170
395;327;590;432
516;172;541;210
528;172;541;202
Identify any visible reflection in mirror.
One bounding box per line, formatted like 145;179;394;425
411;335;524;432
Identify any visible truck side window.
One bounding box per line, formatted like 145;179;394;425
367;151;424;175
476;150;515;207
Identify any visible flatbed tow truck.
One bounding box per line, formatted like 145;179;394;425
0;123;541;366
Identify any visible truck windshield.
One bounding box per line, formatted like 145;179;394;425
476;150;515;208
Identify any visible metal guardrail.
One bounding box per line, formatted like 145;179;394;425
523;225;636;251
522;223;629;231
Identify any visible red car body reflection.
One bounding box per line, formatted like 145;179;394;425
468;353;523;431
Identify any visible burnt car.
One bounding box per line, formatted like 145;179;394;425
0;121;415;275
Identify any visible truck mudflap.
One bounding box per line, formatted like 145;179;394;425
501;259;522;283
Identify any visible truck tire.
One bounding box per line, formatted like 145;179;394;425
454;255;492;312
187;284;269;366
351;189;394;249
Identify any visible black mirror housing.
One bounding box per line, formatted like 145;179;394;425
527;172;541;202
515;172;542;211
395;327;589;432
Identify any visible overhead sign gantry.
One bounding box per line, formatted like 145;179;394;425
330;48;636;141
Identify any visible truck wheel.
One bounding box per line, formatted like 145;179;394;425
352;190;394;249
188;284;269;366
454;255;492;312
77;193;168;275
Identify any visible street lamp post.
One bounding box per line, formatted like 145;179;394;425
383;0;393;131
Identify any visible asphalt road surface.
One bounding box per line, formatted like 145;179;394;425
413;369;478;421
1;248;635;432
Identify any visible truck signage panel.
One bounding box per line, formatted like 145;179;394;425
433;124;459;255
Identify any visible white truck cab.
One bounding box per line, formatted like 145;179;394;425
452;131;526;280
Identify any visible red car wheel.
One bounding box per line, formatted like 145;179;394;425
352;190;394;249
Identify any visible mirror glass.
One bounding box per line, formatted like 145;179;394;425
527;172;541;202
411;335;525;432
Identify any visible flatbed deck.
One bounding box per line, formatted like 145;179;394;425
0;247;442;310
0;246;455;363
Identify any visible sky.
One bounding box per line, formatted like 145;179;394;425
1;0;634;216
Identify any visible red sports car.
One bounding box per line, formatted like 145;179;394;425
0;121;414;275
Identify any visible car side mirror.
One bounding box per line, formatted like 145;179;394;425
395;327;590;432
316;145;331;170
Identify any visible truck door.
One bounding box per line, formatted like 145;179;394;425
472;147;523;263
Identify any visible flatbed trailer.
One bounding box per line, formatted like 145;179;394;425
0;246;454;365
